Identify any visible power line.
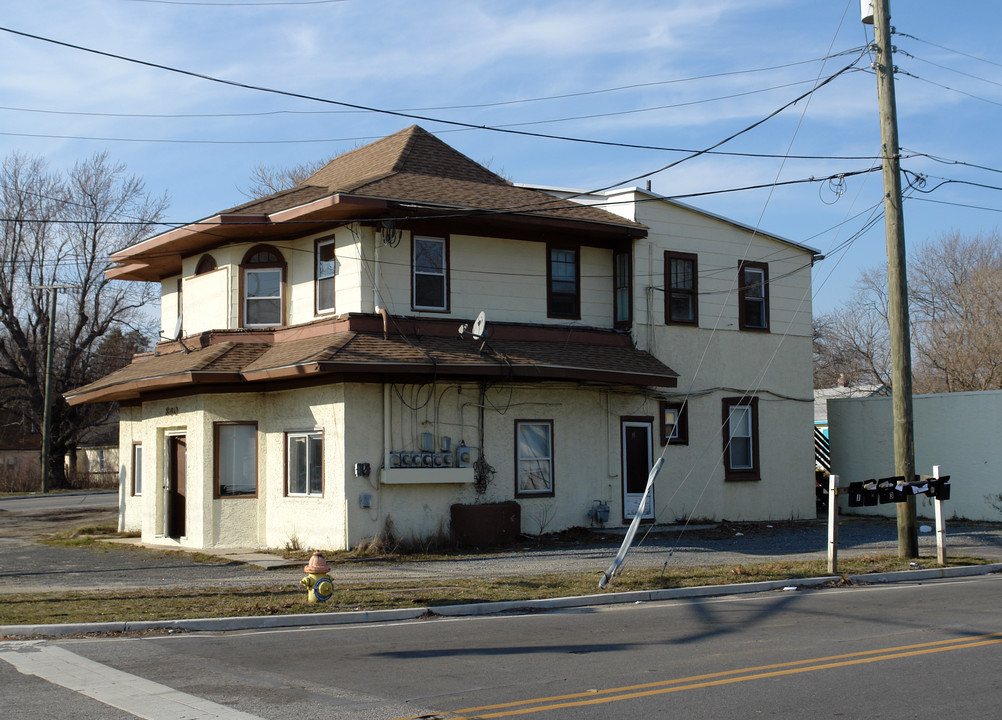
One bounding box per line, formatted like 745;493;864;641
893;30;1002;70
0;48;867;118
0;26;868;157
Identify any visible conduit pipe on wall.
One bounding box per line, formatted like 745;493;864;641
383;383;391;478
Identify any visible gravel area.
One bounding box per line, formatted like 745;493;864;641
3;512;1002;594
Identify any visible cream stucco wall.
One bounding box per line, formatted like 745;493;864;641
159;223;620;334
828;391;1002;521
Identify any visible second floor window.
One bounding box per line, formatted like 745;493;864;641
242;245;285;328
548;245;580;319
412;235;448;311
739;260;769;331
316;238;337;314
614;250;631;327
666;251;698;325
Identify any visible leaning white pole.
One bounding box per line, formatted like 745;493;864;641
599;458;663;588
934;465;946;565
827;474;840;574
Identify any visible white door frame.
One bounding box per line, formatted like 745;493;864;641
162;430;186;539
621;419;654;521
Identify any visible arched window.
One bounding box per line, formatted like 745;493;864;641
241;245;285;327
195;254;217;275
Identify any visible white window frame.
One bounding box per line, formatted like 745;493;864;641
412;235;448;311
133;443;143;496
244;267;283;328
286;431;324;497
316;238;338;314
728;405;754;469
739;261;769;331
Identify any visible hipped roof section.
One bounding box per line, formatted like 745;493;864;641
108;125;646;282
64;317;678;405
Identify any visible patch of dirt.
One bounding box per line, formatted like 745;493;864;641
0;506;118;541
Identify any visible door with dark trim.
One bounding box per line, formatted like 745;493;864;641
166;434;186;539
622;420;654;521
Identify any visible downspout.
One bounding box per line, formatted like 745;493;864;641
373;226;389;339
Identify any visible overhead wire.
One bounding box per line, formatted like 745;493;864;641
0;26;868;159
630;0;859;573
0;47;866;118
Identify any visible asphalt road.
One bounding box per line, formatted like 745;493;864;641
2;573;1001;719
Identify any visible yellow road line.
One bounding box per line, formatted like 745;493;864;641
390;631;1002;720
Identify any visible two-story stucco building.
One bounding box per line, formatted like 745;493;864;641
67;125;818;551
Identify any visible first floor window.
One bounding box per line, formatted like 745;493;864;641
132;443;143;495
660;400;689;445
515;420;554;497
216;422;258;497
722;397;759;481
287;431;323;496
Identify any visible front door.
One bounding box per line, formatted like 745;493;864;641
166;434;186;539
622;420;654;521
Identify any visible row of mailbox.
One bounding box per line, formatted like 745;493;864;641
846;475;951;507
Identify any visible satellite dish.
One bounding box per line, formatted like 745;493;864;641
471;311;487;340
172;314;183;341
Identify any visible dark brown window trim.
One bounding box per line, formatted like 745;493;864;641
613;248;633;330
665;251;699;326
659;400;689;446
213;421;259;499
546;242;581;320
721;396;760;482
239;244;287;329
131;441;143;496
195;254;217;275
514;419;555;498
410;234;451;313
315;236;337;316
738;260;770;332
284;430;325;498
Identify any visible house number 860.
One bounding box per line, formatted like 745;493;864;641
165;406;180;416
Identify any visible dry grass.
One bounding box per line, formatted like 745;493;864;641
0;554;990;628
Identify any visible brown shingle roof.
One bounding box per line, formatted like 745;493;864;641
221;126;642;228
65;326;677;404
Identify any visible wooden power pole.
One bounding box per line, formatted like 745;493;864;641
865;0;918;557
29;283;79;494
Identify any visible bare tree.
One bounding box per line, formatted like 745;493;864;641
0;151;166;488
909;231;1002;392
238;158;331;199
815;230;1002;393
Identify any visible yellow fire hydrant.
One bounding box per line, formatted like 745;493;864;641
300;550;334;603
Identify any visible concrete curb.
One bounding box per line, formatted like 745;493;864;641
1;576;838;638
847;562;1002;585
3;565;998;639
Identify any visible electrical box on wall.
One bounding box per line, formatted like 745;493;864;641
354;462;371;478
457;443;472;468
359;493;372;508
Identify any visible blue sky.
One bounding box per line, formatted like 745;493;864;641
3;0;1000;314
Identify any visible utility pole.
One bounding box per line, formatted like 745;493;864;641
29;283;80;494
864;0;917;557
